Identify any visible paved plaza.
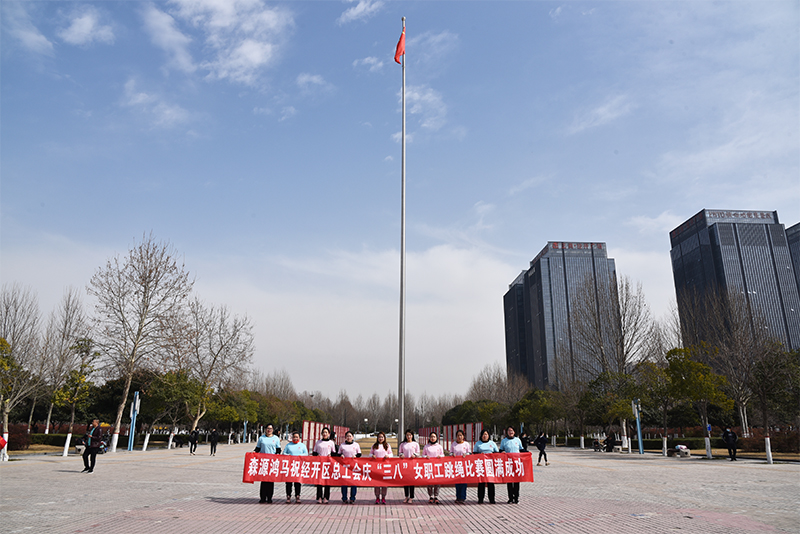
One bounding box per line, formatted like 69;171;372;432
2;442;798;534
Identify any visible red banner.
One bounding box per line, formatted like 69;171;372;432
243;453;533;487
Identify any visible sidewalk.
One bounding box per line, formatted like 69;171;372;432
1;442;797;533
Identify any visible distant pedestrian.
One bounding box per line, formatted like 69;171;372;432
337;431;362;504
255;424;281;503
422;432;444;504
209;428;219;456
450;429;470;504
370;432;392;504
473;429;499;504
398;430;420;504
81;419;103;474
520;431;530;450
534;432;549;466
722;427;738;461
283;431;308;503
189;429;199;455
500;426;524;504
313;427;337;504
604;433;617;452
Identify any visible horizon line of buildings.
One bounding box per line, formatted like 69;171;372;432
504;208;800;390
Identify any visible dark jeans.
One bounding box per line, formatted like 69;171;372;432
455;483;467;501
477;483;495;503
538;450;548;462
341;486;358;502
190;441;197;454
210;442;217;455
260;482;274;502
285;482;301;497
82;447;98;471
507;482;520;502
727;446;737;460
403;485;415;499
316;485;331;500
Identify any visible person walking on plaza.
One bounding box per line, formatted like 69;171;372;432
450;429;470;504
473;429;499;504
255;424;281;503
422;432;444;504
399;430;420;504
370;432;393;504
337;431;362;504
500;426;524;504
283;431;308;503
209;428;219;456
313;427;337;504
81;419;103;473
189;429;199;455
534;432;549;466
520;431;530;450
722;427;738;461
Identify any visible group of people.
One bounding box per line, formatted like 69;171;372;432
255;425;539;505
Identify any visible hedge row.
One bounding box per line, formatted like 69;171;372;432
28;432;175;447
550;435;797;453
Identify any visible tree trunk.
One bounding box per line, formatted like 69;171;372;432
111;372;134;453
27;395;38;434
190;402;206;431
68;402;77;434
44;401;54;434
738;403;750;438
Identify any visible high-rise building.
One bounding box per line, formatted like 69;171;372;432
787;222;800;296
669;209;800;350
504;242;617;389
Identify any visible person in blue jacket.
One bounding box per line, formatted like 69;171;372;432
500;426;524;504
255;424;281;503
283;431;309;503
473;429;499;504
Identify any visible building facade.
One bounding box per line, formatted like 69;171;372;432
669;209;800;350
504;242;617;390
787;222;800;296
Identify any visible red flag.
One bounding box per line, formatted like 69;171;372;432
394;27;405;64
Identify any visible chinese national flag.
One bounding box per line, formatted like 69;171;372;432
394;27;405;64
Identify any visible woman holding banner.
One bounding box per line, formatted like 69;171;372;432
282;431;308;503
370;432;393;504
422;432;444;504
473;429;499;504
500;426;524;504
337;431;362;504
255;424;281;503
313;427;337;504
450;429;470;504
398;430;420;503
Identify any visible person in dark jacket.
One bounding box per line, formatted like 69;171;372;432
520;432;530;450
722;428;738;461
81;419;103;473
533;432;549;466
209;428;219;456
189;429;199;455
604;433;617;452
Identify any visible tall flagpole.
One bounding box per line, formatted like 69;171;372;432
398;16;406;452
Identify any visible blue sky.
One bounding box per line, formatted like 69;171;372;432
2;0;798;400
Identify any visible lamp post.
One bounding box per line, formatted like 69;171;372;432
364;418;368;437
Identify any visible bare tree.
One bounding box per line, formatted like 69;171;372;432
40;287;89;434
0;284;43;460
262;368;297;401
466;361;530;406
178;299;254;430
87;234;193;452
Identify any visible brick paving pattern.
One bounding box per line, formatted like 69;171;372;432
2;443;797;533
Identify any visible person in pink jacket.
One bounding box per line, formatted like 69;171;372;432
313;427;337;504
337;431;362;504
370;431;393;504
450;429;470;504
398;430;420;503
422;432;444;504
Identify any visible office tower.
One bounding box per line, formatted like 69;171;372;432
788;222;800;296
670;209;800;350
504;242;617;389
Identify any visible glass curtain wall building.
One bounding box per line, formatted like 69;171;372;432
670;209;800;350
504;242;617;390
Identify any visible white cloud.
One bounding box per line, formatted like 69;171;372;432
337;0;384;25
384;155;393;162
391;131;414;144
403;85;447;131
122;79;190;128
508;175;549;195
253;106;271;115
58;6;114;46
626;211;684;235
3;2;54;56
549;6;564;20
353;56;383;72
407;31;459;66
142;4;195;73
607;247;675;320
168;0;294;85
568;95;635;134
296;73;333;94
279;106;296;121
